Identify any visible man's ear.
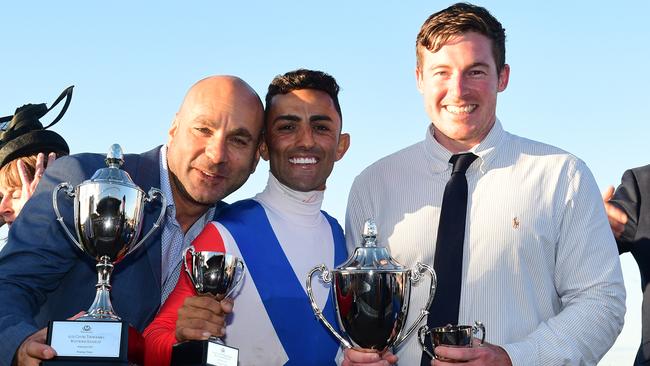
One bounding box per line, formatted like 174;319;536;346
335;133;351;161
167;116;179;144
250;148;261;174
415;67;425;95
259;138;270;161
497;64;510;92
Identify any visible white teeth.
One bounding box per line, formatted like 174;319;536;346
290;157;317;164
445;105;477;114
201;171;216;177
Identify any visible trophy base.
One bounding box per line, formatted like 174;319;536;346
171;339;238;366
43;320;128;365
42;361;128;366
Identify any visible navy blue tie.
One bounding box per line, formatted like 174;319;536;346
421;152;478;364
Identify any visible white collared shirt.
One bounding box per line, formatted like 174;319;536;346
345;120;625;365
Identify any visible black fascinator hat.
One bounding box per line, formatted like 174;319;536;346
0;86;73;169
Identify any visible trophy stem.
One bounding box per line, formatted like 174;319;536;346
78;255;121;321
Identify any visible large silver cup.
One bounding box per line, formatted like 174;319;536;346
307;220;437;352
182;245;245;343
52;144;165;321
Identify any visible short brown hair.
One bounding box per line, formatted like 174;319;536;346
416;3;506;74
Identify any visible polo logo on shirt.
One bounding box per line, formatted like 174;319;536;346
512;217;520;229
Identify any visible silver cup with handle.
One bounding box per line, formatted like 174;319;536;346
306;219;437;353
52;143;165;321
170;245;245;366
46;143;165;364
183;245;245;303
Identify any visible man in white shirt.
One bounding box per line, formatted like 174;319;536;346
343;3;625;366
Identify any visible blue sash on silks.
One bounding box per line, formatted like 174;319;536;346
218;199;347;365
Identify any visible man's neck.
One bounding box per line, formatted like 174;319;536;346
436;137;476;154
431;126;487;154
254;173;325;224
169;183;211;233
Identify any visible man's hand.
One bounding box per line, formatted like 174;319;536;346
602;186;628;239
342;348;398;366
14;311;84;366
175;295;234;342
14;328;54;366
432;341;512;365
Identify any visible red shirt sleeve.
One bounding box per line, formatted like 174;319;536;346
127;325;144;365
142;223;225;366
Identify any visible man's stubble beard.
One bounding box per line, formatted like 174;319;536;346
169;170;215;209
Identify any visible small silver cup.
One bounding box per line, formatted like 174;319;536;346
182;245;245;343
418;321;486;361
52;144;166;321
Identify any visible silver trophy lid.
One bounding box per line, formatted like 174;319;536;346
85;144;139;189
336;219;405;271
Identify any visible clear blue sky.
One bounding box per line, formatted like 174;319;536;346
2;1;648;363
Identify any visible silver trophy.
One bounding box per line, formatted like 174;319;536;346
182;245;245;303
418;321;486;361
306;219;437;352
52;144;166;321
170;246;245;365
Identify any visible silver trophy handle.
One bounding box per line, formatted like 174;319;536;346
306;264;352;349
418;325;435;360
473;321;486;345
183;245;200;292
393;262;437;349
52;182;83;251
130;187;166;253
223;258;245;299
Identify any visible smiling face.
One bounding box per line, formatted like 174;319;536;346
416;32;509;153
261;88;349;192
166;76;264;210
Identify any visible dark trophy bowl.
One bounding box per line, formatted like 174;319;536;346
307;219;437;353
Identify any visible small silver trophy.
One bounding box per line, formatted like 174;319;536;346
306;219;437;352
170;246;245;366
418;321;486;361
46;144;165;364
181;246;245;303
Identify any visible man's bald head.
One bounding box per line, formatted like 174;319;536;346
176;76;263;121
166;75;264;224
